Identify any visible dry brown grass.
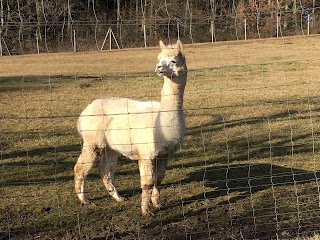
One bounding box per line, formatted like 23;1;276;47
1;35;320;239
2;35;320;77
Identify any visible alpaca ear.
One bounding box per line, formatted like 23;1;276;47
176;40;184;53
159;40;166;49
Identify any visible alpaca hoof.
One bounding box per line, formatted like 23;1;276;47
116;197;126;202
81;200;97;208
142;209;154;217
153;203;162;210
80;198;91;205
81;199;92;205
81;200;91;205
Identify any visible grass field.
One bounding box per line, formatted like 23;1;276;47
1;35;320;239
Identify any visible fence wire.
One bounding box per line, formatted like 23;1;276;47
1;19;320;239
0;13;319;55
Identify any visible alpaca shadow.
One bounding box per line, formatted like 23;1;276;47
1;144;80;186
1;144;81;161
143;162;318;238
177;163;317;201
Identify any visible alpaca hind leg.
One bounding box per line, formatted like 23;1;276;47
100;149;124;202
139;157;156;216
74;146;98;204
152;156;168;209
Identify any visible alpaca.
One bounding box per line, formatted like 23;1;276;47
74;40;187;216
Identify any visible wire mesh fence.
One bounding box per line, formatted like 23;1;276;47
1;14;319;54
1;16;320;239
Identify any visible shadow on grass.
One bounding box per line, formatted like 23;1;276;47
138;105;320;239
1;144;81;161
2;104;320;239
1;144;81;187
142;163;320;239
182;104;319;167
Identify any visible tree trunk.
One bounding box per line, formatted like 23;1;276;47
210;0;216;42
312;0;315;29
136;0;139;33
293;0;298;32
0;0;3;29
116;0;120;35
0;0;3;56
67;0;72;34
34;0;42;40
149;0;155;41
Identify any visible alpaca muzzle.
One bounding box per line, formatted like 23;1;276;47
155;65;164;76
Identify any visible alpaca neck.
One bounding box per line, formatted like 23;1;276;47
159;76;186;112
157;75;186;146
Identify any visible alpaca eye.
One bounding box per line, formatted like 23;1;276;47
171;60;177;64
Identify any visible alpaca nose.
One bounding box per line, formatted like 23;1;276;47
155;64;162;72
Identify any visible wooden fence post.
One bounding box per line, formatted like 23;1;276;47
307;14;310;35
0;31;2;56
143;24;147;48
177;22;180;40
211;21;214;42
73;30;76;52
244;19;247;40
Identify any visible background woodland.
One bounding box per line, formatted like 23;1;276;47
0;0;319;54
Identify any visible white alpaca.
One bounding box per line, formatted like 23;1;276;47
74;40;187;216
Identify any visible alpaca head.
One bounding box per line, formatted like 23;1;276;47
155;40;187;79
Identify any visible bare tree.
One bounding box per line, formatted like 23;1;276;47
0;0;3;29
34;0;43;40
67;0;72;34
0;0;3;56
210;0;216;42
116;0;121;34
312;0;315;27
16;0;24;53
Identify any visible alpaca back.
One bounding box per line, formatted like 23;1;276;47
78;98;161;159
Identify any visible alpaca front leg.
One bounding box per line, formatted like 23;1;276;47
100;149;124;202
74;147;97;204
151;156;168;209
151;186;161;209
139;157;156;216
